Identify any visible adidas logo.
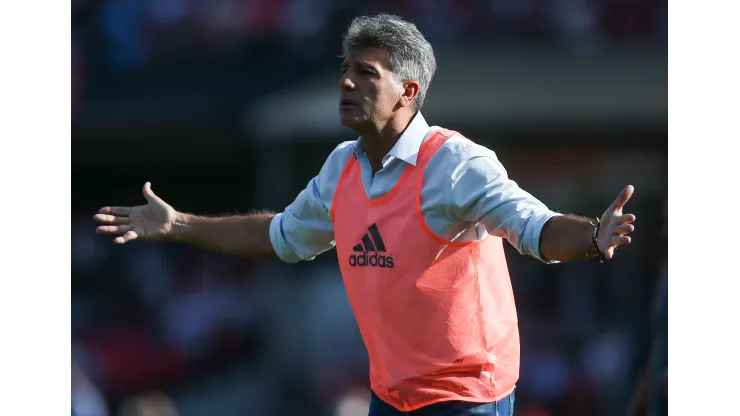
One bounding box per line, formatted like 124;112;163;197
349;224;395;269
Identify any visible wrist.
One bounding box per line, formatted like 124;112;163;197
589;217;607;261
172;211;193;243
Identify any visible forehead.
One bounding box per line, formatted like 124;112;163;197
344;46;390;69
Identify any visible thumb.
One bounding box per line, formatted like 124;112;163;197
610;185;635;211
142;182;164;205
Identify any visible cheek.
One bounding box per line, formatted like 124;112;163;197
371;85;395;107
361;81;394;112
382;81;402;104
360;86;381;110
366;85;380;102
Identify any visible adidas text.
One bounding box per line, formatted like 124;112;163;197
349;252;395;268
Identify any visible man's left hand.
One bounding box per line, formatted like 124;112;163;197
597;185;637;259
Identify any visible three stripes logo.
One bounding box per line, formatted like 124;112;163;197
349;223;395;269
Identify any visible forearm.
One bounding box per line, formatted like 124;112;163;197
539;214;600;262
172;212;278;258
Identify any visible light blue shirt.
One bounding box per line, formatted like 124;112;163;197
269;112;562;264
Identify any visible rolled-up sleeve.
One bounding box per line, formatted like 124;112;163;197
269;142;354;263
444;144;562;263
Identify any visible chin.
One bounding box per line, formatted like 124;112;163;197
339;114;363;131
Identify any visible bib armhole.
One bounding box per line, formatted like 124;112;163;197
414;130;473;248
331;155;356;225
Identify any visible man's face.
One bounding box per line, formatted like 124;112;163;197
339;47;404;131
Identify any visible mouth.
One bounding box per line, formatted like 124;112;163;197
340;99;358;108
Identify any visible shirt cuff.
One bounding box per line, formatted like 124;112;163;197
269;213;303;264
528;211;564;264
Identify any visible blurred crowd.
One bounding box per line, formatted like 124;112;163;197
72;0;666;63
72;0;667;112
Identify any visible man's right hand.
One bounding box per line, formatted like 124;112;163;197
94;182;178;244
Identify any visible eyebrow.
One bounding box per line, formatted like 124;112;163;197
358;62;378;72
341;60;380;73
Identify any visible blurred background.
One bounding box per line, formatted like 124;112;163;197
71;0;667;415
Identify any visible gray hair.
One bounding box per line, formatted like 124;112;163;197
341;14;437;111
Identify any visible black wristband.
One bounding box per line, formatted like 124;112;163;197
588;218;606;263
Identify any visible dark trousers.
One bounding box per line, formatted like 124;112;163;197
368;390;515;416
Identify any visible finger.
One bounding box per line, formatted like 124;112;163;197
114;231;139;245
611;235;632;247
93;214;131;225
609;185;635;211
96;225;133;235
99;206;132;217
617;214;636;225
606;246;615;260
143;182;165;205
615;224;635;235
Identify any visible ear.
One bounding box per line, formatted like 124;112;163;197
399;80;420;108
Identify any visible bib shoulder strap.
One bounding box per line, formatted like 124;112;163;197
416;128;459;167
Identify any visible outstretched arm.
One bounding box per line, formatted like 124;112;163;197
437;142;635;263
94;182;277;258
539;185;636;262
94;143;349;260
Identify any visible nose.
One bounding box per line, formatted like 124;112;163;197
339;74;355;90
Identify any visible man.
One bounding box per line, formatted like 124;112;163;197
94;14;636;416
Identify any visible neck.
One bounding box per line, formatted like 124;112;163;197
360;111;416;172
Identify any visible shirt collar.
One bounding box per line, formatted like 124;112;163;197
352;112;430;167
